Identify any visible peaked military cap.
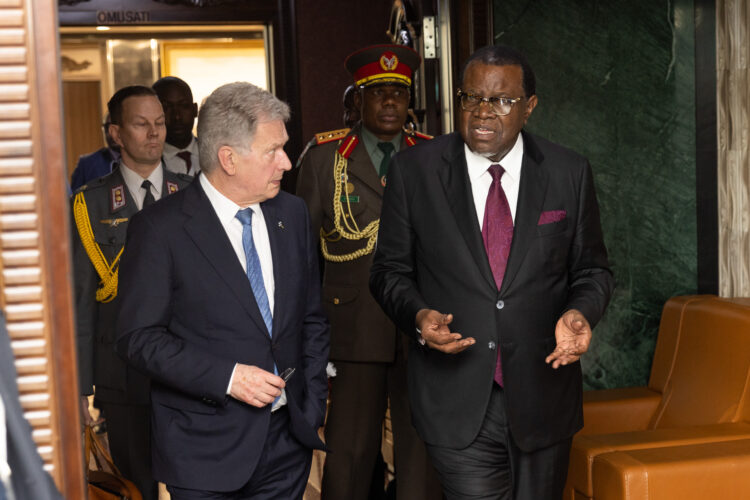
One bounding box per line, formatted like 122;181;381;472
345;44;421;88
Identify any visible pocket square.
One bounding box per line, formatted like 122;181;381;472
538;210;566;225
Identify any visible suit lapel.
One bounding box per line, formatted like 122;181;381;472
439;133;496;290
501;132;548;294
182;182;270;335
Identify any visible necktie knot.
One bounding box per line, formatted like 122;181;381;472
488;163;505;182
377;142;395;155
176;151;192;174
235;207;253;226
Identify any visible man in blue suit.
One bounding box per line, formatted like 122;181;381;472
116;82;330;499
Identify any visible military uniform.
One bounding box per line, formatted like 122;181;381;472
297;122;440;500
72;164;191;500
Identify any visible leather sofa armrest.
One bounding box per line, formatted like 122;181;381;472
580;387;662;436
592;439;750;499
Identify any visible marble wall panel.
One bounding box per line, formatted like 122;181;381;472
717;0;750;297
492;0;698;389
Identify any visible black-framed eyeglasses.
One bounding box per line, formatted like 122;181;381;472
456;89;523;116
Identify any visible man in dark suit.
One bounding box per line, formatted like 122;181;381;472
116;82;329;500
297;44;440;500
370;45;614;499
73;85;192;500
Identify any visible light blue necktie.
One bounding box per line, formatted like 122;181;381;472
235;208;273;336
236;208;280;409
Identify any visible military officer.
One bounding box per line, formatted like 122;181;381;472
296;44;441;500
73;85;191;500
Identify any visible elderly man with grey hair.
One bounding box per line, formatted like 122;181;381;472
116;82;330;500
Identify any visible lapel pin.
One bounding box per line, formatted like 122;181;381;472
278;221;285;229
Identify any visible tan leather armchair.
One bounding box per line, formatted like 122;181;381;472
567;295;750;499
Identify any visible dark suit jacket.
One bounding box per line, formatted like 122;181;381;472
370;131;614;452
115;179;329;491
73;165;192;405
296;124;428;362
0;313;62;500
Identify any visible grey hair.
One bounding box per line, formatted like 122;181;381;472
197;82;290;173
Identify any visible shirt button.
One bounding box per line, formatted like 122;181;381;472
496;300;505;310
488;341;496;350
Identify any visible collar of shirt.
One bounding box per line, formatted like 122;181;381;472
199;172;255;233
361;126;402;172
464;133;524;225
162;135;199;161
119;161;164;210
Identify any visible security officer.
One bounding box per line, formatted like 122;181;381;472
152;76;200;176
296;44;441;500
73;85;191;500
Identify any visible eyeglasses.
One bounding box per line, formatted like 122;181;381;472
456;89;523;116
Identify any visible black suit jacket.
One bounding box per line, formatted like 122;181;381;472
116;179;329;491
370;131;614;452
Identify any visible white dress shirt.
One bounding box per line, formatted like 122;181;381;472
119;161;164;210
465;133;524;226
199;174;285;408
163;136;200;176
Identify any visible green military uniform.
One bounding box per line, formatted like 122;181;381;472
297;123;441;500
72;164;191;500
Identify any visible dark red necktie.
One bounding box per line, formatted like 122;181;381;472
176;151;192;174
482;164;513;386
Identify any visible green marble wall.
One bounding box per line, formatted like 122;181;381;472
492;0;698;389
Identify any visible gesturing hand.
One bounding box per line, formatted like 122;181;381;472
415;309;475;354
229;364;285;407
546;309;592;369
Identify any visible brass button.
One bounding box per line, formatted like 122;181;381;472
333;297;340;305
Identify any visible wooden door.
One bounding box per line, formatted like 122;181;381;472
62;80;104;181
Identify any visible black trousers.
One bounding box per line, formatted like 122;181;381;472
167;407;312;500
426;385;571;500
98;401;158;500
322;338;442;500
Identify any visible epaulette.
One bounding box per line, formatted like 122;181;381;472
315;128;350;145
405;130;433;147
337;135;359;159
413;131;434;140
73;175;109;194
174;172;193;182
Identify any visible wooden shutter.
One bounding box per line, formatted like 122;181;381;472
0;0;85;497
